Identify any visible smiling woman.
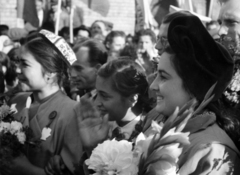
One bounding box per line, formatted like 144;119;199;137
7;30;83;175
151;12;240;174
95;59;149;128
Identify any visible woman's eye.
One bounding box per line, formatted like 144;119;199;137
160;75;166;80
21;63;28;67
98;93;109;100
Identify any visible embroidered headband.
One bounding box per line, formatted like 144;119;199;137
39;30;77;65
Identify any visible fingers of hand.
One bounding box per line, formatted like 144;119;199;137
79;117;103;128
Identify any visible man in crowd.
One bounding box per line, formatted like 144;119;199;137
104;30;126;61
69;39;108;100
218;0;240;108
218;0;240;58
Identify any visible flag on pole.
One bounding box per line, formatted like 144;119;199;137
23;0;39;28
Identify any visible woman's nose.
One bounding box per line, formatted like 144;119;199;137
149;74;159;92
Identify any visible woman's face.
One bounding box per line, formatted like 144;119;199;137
150;52;191;116
94;76;130;122
17;47;47;91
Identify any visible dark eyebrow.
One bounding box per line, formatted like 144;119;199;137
72;64;83;69
19;57;29;64
221;13;240;23
158;69;171;77
98;90;112;97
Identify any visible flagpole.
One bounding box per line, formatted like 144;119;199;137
69;0;74;44
188;0;193;12
55;0;62;35
208;0;214;17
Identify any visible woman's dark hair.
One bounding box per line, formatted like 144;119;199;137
119;45;138;61
0;66;5;94
165;46;240;150
23;32;69;86
98;58;150;114
0;51;10;69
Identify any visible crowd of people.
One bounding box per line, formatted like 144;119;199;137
0;0;240;174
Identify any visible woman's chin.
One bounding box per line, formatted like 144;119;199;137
155;104;164;113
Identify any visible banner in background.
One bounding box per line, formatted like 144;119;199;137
17;0;39;28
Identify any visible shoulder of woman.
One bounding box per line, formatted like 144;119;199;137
179;143;240;175
188;123;239;155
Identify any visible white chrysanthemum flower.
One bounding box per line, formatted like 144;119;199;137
16;131;26;144
10;121;23;134
86;139;138;175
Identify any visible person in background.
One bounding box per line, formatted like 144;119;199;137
135;29;158;76
119;44;138;62
104;30;126;61
49;0;69;32
73;25;91;44
217;0;240;112
58;26;70;43
35;0;45;28
126;34;133;46
69;39;108;100
0;24;9;36
5;30;82;175
90;20;113;39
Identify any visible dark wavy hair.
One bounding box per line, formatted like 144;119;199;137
97;58;150;115
22;32;69;87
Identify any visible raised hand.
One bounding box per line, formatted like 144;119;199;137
76;97;110;152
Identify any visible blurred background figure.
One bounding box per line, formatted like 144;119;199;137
73;25;91;44
0;24;9;36
90;20;113;40
104;30;126;61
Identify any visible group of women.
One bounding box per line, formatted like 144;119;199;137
1;10;240;175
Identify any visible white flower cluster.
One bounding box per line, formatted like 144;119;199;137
86;139;139;175
225;69;240;104
0;121;26;144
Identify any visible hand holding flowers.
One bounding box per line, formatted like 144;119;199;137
0;102;34;172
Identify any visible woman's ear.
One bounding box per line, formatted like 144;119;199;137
128;94;138;107
106;41;110;49
94;63;102;75
45;72;57;84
